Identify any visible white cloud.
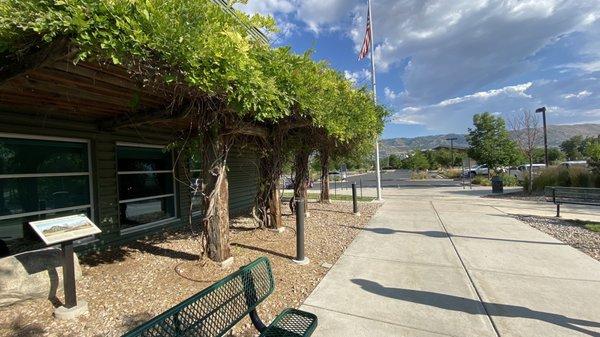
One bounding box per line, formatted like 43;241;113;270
296;0;359;33
343;69;370;85
345;0;600;105
238;0;600;134
562;90;593;99
391;82;537;127
437;83;533;107
237;0;295;16
561;60;600;73
384;87;397;100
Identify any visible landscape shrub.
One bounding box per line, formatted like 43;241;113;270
439;168;462;179
472;175;491;186
528;166;598;192
411;171;429;180
497;173;518;187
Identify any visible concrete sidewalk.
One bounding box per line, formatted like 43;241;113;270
300;188;600;337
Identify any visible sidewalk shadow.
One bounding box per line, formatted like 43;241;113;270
341;225;565;246
352;279;600;336
231;242;294;260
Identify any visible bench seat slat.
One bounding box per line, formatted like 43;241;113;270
259;308;318;337
122;257;317;337
122;257;275;337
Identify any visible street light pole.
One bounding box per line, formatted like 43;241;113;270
446;137;458;167
535;107;548;167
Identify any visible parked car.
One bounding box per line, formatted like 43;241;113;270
559;161;588;169
463;164;509;178
465;164;489;178
513;164;546;182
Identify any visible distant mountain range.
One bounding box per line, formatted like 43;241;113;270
380;123;600;156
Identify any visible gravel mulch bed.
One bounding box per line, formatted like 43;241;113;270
516;215;600;261
0;201;380;337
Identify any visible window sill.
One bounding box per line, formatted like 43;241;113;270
119;217;179;236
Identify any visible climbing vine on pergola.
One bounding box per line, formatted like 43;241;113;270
0;0;387;263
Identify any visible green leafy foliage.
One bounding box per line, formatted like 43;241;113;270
526;166;599;192
408;151;429;171
557;135;600;161
531;148;565;164
0;0;386;147
585;141;600;174
466;112;520;172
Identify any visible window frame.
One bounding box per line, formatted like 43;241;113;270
0;132;95;223
115;142;178;233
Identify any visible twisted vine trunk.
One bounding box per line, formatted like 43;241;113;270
319;148;331;203
254;128;284;229
291;147;310;214
202;134;231;262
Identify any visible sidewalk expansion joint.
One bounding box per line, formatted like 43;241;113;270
301;304;458;337
430;201;502;337
343;253;462;270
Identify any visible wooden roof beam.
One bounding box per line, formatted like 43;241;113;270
0;39;72;87
99;106;188;131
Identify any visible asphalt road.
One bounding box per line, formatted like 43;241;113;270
312;170;462;190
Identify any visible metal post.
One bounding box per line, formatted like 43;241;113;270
462;158;465;189
446;137;457;167
543;110;548;167
367;0;383;201
334;180;337;196
61;241;77;308
352;183;359;215
293;199;309;265
468;157;472;189
556;204;560;218
536;107;549;167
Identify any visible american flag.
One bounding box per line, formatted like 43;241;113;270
358;8;371;60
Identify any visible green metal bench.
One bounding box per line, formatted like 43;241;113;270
122;257;317;337
544;186;600;217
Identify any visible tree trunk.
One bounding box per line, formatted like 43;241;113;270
254;129;284;229
528;158;533;195
202;135;231;262
268;187;282;228
291;148;310;214
319;148;330;203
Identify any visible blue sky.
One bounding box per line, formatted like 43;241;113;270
239;0;600;139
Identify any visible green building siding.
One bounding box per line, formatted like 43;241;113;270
0;109;260;254
228;147;259;216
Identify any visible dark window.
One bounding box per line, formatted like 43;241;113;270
117;145;176;228
0;136;91;256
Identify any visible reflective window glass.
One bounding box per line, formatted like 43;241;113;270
120;196;175;228
118;173;173;201
0;136;91;257
0;176;90;216
0;138;88;174
117;145;176;228
117;146;172;172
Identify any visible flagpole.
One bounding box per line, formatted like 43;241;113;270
368;0;383;201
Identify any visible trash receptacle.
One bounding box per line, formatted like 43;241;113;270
491;176;503;194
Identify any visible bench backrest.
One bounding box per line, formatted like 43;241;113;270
122;257;275;337
544;186;600;205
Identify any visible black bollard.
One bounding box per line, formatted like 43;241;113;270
62;241;77;308
293;198;309;265
352;183;359;215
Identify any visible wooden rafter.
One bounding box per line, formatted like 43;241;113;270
98;105;189;130
0;38;72;86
